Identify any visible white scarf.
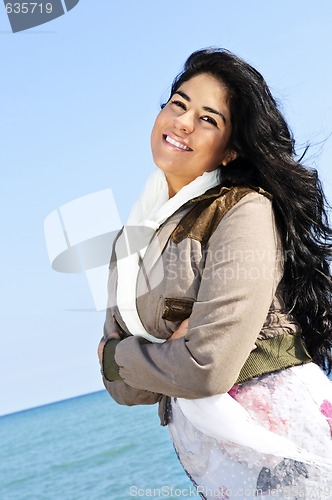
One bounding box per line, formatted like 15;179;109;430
116;168;220;343
115;168;332;470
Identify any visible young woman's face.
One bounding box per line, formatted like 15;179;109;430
150;73;235;193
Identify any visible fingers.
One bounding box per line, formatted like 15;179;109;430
98;338;106;363
176;319;189;337
180;318;189;330
167;318;190;342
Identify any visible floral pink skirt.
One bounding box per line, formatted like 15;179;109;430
168;363;332;499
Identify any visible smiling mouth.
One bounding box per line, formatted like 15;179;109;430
163;135;192;151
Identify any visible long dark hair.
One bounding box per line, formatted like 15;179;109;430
167;48;332;373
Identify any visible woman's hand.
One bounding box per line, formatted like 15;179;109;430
165;318;257;350
167;319;189;342
98;332;121;364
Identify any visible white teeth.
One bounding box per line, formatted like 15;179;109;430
165;135;191;151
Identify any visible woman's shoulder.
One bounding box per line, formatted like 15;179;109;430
221;186;273;221
211;187;281;256
171;185;273;246
205;185;275;242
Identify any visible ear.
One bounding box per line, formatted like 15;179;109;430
221;149;238;166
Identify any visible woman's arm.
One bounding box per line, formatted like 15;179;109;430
110;193;282;399
99;306;162;406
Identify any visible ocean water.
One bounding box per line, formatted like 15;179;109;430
0;391;194;500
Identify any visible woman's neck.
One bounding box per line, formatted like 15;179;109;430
165;173;194;198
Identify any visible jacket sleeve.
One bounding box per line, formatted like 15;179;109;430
113;193;283;398
101;295;162;406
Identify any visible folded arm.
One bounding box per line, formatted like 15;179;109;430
104;193;282;399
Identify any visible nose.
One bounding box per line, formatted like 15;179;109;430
173;110;195;134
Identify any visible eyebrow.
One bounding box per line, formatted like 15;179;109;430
174;90;227;124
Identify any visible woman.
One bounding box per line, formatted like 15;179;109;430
98;48;332;499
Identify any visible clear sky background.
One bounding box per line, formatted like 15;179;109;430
1;1;331;416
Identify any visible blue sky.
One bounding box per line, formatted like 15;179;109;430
1;1;331;415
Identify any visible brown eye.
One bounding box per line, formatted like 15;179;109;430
171;100;187;111
201;116;217;127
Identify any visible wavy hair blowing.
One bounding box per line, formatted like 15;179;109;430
168;48;332;373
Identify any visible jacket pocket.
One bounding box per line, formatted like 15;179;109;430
162;297;195;322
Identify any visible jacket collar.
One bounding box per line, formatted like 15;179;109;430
188;184;272;204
